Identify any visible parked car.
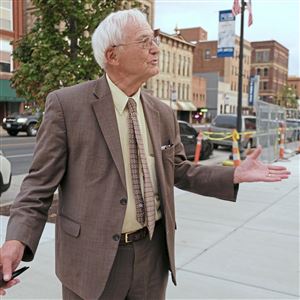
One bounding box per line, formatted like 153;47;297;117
0;150;12;196
178;120;213;160
285;119;300;142
2;111;42;136
209;114;257;149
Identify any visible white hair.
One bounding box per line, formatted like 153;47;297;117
92;9;148;70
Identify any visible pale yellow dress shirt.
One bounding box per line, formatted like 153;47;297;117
106;74;161;233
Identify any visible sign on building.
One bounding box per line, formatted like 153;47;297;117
217;10;235;58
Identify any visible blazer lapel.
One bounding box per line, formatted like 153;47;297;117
91;76;126;190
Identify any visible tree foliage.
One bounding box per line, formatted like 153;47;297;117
11;0;122;110
278;85;298;108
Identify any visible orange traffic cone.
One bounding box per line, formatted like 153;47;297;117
279;126;285;159
232;129;241;167
194;130;203;163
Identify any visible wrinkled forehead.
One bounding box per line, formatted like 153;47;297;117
123;20;153;41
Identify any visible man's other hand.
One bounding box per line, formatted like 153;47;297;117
0;240;25;296
233;145;291;183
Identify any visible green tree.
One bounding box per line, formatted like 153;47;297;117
11;0;121;111
278;85;298;109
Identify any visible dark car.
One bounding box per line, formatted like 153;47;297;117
178;120;213;160
2;111;42;136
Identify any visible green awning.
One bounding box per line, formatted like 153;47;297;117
0;79;25;103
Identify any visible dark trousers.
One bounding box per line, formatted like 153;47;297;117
62;221;169;300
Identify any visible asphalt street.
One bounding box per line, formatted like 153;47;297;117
0;135;35;175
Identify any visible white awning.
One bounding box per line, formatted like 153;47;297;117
177;101;197;111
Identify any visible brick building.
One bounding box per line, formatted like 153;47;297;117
0;0;26;121
192;36;252;119
250;40;289;105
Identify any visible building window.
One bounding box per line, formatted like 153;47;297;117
173;53;176;74
167;51;170;73
162;50;165;72
204;49;211;59
263;82;268;90
167;81;170;99
156;80;159;97
256;50;270;62
0;0;13;31
187;58;190;76
0;39;13;72
162;80;165;98
0;62;10;72
182;84;185;100
257;68;261;75
220;104;223;114
178;83;181;100
183;56;186;76
264;68;268;76
178;55;181;75
187;85;189;100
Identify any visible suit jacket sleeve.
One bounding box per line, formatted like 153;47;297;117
172;114;238;201
5;91;67;261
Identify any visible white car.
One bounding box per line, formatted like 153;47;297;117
0;150;12;196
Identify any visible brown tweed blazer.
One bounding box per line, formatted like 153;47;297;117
6;75;237;299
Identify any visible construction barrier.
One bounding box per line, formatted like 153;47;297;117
194;130;203;163
279;126;285;159
231;129;241;167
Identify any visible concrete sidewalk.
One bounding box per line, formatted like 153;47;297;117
0;155;299;299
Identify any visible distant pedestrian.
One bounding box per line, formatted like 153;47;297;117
0;9;290;300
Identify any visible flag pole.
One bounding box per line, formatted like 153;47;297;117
237;0;245;153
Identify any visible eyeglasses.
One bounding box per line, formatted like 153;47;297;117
113;36;160;49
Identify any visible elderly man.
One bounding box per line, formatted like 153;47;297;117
0;9;289;300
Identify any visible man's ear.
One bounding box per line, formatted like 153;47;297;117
105;47;119;66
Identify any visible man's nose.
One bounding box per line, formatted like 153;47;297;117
149;42;159;54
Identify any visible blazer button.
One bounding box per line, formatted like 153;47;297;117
113;234;120;241
120;198;127;205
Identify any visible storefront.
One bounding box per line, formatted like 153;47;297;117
0;79;25;123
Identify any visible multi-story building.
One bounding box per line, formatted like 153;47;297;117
146;30;196;122
192;76;207;122
0;0;25;121
250;40;289;105
178;26;207;43
191;36;252;119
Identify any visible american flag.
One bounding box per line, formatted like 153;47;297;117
232;0;241;16
247;0;253;26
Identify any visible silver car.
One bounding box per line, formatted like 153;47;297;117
0;150;12;196
209;114;257;149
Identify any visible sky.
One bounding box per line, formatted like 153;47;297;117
154;0;300;76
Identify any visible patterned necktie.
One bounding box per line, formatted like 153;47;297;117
127;98;155;239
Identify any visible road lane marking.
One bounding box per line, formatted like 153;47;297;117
0;142;35;147
6;154;33;158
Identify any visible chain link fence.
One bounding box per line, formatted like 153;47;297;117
255;100;286;163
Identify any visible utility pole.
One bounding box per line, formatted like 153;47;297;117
237;0;245;148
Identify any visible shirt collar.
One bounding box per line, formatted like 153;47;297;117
106;73;141;114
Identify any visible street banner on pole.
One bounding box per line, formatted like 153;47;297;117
248;75;260;106
217;10;235;58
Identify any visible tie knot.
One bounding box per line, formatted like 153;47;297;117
127;98;137;114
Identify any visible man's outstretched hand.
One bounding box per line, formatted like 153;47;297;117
233;145;291;184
